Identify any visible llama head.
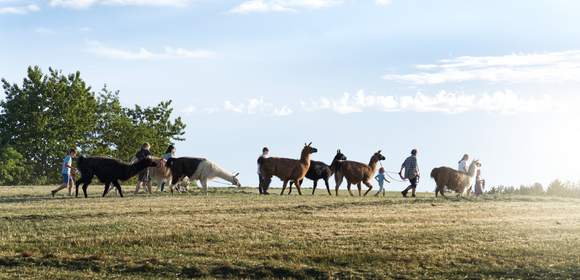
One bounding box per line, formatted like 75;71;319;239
302;142;318;154
334;149;347;161
373;150;386;161
231;172;242;187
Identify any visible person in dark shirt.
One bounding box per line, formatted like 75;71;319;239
257;147;270;195
135;143;152;194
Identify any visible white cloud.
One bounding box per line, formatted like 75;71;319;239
375;0;391;7
0;4;39;14
34;27;55;34
86;41;216;60
224;97;293;116
229;0;342;14
383;50;580;84
48;0;190;9
301;90;566;114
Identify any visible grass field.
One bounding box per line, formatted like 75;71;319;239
1;186;580;279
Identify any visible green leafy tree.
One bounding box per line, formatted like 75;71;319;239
0;66;187;185
0;146;28;185
1;66;97;184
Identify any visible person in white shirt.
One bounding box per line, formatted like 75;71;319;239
257;147;271;195
458;154;469;174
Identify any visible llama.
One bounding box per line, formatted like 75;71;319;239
288;149;347;195
431;160;481;198
166;157;241;194
148;157;172;192
258;143;318;195
75;156;157;198
334;151;386;196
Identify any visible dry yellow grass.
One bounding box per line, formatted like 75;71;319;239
1;186;579;279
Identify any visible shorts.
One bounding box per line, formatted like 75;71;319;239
62;173;71;185
138;169;150;182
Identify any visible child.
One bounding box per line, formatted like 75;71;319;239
135;143;152;194
51;149;77;197
374;167;390;197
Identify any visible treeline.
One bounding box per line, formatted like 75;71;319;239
488;180;580;198
0;66;186;185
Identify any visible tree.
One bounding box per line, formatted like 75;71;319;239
0;66;187;185
1;66;97;184
0;146;28;185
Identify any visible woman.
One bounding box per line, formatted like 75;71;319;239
458;154;469;174
160;145;176;192
474;169;485;196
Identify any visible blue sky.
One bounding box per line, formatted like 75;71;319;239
2;0;580;190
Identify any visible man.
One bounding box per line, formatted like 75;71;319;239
399;149;420;198
51;148;77;197
134;143;152;194
257;147;271;195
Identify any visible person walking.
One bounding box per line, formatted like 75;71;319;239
399;149;420;198
257;147;271;195
159;145;176;192
374;167;390;197
51;148;78;197
134;143;152;194
458;154;469;173
474;169;485;196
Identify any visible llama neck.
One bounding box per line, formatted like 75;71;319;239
212;165;236;184
128;161;146;179
467;163;477;177
300;151;311;166
368;157;379;172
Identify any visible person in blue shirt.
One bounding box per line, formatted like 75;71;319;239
374;167;390;197
51;149;77;197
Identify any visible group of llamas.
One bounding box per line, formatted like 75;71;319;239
74;155;240;198
260;143;482;198
72;142;481;199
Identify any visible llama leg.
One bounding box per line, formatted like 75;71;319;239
324;178;331;196
288;181;293;195
363;181;373;196
335;173;343;196
295;180;303;196
347;182;353;196
75;179;83;198
312;180;318;195
200;178;208;195
82;183;90;198
102;183;111;197
280;180;288;195
357;183;362;196
113;180;123;197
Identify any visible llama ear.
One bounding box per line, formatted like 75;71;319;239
378;150;382;154
308;142;312;146
234;172;239;177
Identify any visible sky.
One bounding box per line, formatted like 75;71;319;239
1;0;580;191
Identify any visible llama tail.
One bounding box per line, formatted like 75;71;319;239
430;168;439;179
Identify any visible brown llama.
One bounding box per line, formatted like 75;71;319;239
258;143;318;195
334;150;386;196
431;160;481;198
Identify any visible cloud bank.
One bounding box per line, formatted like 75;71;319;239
383;50;580;84
0;3;39;14
86;41;216;60
48;0;190;9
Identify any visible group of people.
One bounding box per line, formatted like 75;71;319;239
51;143;177;197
